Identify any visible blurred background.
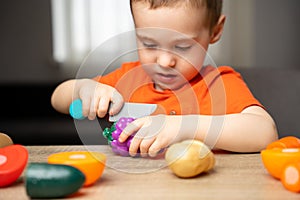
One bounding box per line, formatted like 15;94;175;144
0;0;299;145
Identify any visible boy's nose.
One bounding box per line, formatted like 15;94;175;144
156;51;176;68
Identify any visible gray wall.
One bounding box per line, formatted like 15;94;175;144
254;0;300;69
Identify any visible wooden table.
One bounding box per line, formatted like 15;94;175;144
1;145;299;200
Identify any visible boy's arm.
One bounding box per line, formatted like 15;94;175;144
119;105;278;156
51;79;77;114
191;105;278;153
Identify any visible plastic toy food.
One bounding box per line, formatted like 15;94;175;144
261;148;300;179
103;117;136;156
261;136;300;193
0;133;13;148
0;144;28;187
281;162;300;192
25;163;85;198
165;140;215;178
266;136;300;149
48;151;106;186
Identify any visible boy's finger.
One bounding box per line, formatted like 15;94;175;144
97;97;110;118
88;97;99;120
118;133;128;143
109;91;124;115
148;140;162;157
81;97;91;117
139;137;155;157
118;121;140;142
128;136;141;157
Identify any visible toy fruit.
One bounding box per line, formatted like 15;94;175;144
0;133;13;148
165;140;215;178
25;163;85;198
48;151;106;186
261;148;300;179
281;162;300;192
261;136;300;193
103;117;136;156
266;136;300;149
0;144;28;187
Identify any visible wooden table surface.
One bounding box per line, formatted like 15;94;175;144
1;145;299;200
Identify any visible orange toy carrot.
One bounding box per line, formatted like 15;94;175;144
281;162;300;193
267;136;300;149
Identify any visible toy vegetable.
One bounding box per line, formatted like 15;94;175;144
25;163;85;198
0;133;13;148
165;140;215;178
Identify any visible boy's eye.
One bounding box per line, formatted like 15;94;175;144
175;45;192;51
142;42;158;49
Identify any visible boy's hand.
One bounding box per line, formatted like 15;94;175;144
76;79;124;120
118;115;196;157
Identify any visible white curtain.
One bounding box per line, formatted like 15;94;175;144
51;0;134;68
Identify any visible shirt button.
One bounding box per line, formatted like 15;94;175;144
169;110;176;115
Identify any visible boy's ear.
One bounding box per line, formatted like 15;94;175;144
210;15;226;44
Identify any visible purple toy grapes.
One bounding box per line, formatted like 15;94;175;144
103;117;135;156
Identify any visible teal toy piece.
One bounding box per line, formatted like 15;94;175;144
25;163;85;198
69;99;85;120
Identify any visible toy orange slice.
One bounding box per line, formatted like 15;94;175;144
266;136;300;149
48;151;106;186
281;162;300;193
261;148;300;179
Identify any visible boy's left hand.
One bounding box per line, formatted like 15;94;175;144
118;115;195;157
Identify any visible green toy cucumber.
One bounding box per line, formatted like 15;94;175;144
25;163;85;198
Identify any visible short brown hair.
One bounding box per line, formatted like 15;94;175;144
130;0;223;31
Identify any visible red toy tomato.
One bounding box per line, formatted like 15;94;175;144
0;144;28;187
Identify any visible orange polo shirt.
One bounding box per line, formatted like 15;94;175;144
95;61;262;115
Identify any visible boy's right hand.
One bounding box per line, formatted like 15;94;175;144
75;79;124;120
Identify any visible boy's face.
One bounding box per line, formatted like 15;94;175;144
132;2;215;91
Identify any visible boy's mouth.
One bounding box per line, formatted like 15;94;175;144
156;73;177;83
